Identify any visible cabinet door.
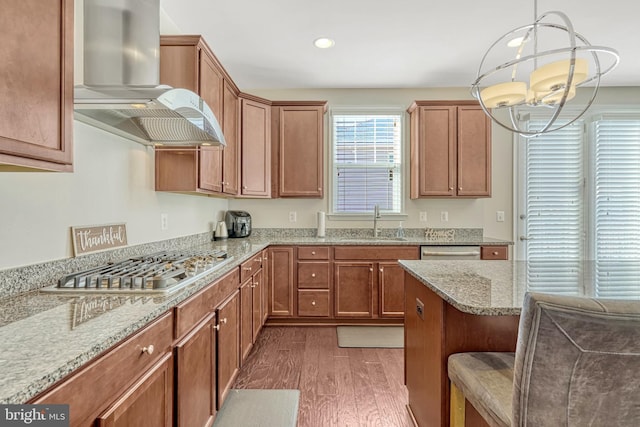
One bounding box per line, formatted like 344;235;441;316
175;314;216;427
261;250;270;324
379;262;405;318
222;81;240;195
457;106;491;197
277;106;324;197
268;247;295;317
96;353;173;427
252;268;264;340
216;290;240;409
0;0;73;171
334;262;374;318
241;99;271;197
240;278;254;363
198;51;224;193
413;106;457;197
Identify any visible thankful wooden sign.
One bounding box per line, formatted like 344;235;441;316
71;223;128;256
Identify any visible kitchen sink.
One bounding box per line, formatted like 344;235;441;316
337;237;407;242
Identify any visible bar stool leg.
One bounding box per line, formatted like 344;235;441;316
450;382;466;427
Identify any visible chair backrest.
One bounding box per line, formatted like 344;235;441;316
512;292;640;426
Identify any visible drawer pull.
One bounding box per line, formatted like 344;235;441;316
493;251;499;256
311;301;316;306
254;258;261;263
380;268;384;272
243;267;252;272
214;324;220;331
252;282;258;287
311;251;316;255
221;318;227;324
311;273;316;278
142;345;154;355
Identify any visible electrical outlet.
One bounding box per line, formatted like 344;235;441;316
419;211;428;222
496;211;505;222
160;213;169;230
288;211;297;222
440;211;449;222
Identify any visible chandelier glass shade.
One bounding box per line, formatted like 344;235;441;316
471;6;619;137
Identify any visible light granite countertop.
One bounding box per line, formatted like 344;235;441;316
0;230;512;404
399;259;640;316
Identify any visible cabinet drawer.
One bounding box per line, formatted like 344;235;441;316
174;267;239;339
481;246;508;260
297;262;330;289
297;246;330;260
31;312;173;426
240;254;262;282
298;290;330;317
334;246;419;260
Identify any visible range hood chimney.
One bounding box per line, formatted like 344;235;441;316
74;0;225;147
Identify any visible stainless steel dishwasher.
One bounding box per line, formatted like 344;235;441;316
420;245;481;260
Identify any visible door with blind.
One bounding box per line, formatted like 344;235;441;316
517;114;640;297
517;119;586;295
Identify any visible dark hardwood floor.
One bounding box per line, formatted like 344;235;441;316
233;326;413;427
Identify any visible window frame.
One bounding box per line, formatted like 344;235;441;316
328;107;407;220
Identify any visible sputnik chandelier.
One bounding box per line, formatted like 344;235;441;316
471;0;619;137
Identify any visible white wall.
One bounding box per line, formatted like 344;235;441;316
230;88;515;240
0;122;228;270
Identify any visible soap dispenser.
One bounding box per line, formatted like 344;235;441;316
396;221;405;239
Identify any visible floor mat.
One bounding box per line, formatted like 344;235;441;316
337;326;404;348
213;389;299;427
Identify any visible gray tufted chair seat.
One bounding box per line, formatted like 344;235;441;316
448;292;640;427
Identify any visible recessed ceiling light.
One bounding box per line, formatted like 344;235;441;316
313;37;335;49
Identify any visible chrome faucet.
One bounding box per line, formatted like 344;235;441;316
373;204;381;237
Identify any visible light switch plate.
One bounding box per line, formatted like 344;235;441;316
496;211;505;222
419;211;428;222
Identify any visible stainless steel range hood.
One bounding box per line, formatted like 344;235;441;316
74;0;225;147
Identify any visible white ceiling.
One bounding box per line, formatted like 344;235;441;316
160;0;639;90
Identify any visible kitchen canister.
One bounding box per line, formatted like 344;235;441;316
317;211;326;237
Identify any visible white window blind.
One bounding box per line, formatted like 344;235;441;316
523;119;584;294
593;118;640;297
332;113;402;214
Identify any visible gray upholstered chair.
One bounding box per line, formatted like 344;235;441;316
448;292;640;427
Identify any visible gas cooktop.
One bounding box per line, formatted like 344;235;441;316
41;249;233;295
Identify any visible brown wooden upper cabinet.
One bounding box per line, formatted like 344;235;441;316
0;0;73;172
156;35;240;196
271;102;327;198
408;101;491;198
239;94;271;198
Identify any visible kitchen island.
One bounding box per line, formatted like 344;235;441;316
399;259;640;427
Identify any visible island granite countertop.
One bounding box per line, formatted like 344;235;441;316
399;259;640;316
0;231;512;404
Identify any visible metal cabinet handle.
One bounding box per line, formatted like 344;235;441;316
311;251;316;255
459;187;462;191
379;268;384;272
221;318;227;324
369;268;373;272
243;267;252;271
492;251;499;256
311;301;316;306
449;187;453;191
142;345;154;355
214;324;220;331
311;273;316;278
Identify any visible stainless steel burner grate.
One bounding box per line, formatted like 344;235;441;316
47;249;232;294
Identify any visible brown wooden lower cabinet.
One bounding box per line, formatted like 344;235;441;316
216;290;240;409
240;276;254;362
30;312;174;427
174;313;217;427
334;262;375;318
379;262;406;317
96;352;173;427
404;272;519;427
252;268;264;340
268;246;295;317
